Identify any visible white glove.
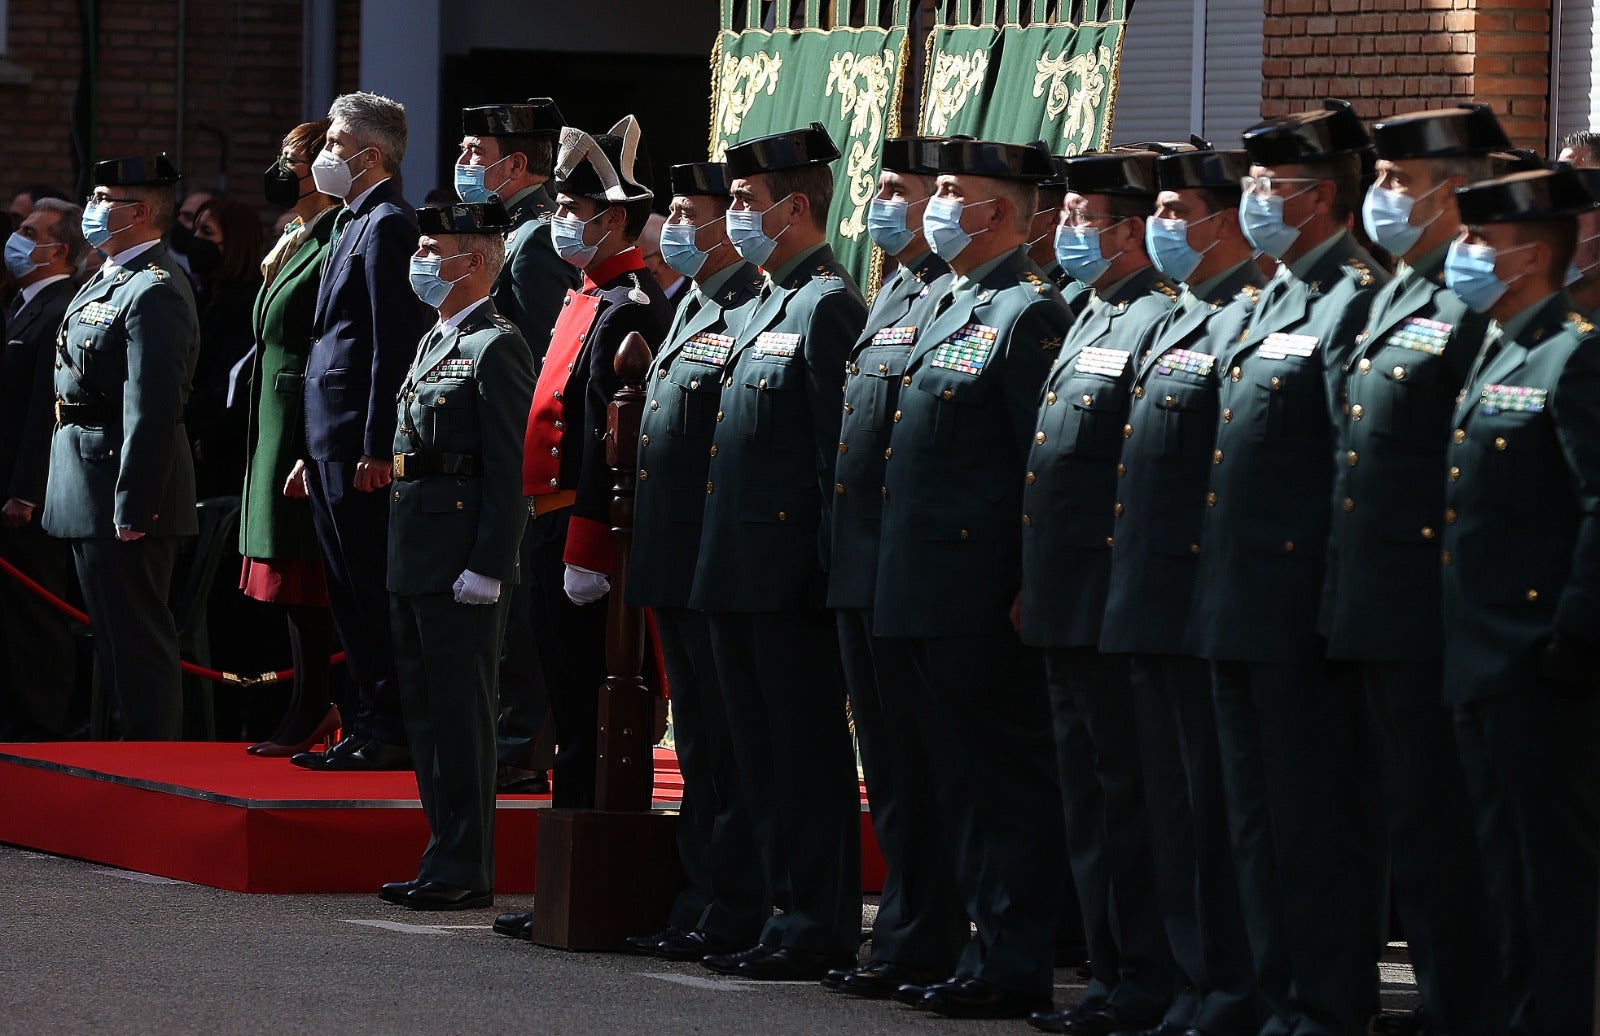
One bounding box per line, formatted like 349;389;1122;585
452;569;501;605
115;526;146;542
563;564;610;605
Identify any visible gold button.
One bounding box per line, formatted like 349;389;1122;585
1448;465;1460;482
1453;428;1465;444
1442;550;1453;566
658;369;668;379
942;389;953;400
1392;366;1406;380
758;377;767;388
437;395;447;404
393;491;400;501
709;445;718;457
1022;514;1032;527
1347;450;1358;466
881;486;888;498
716;410;724;422
689;379;700;390
724;376;733;386
1046;391;1058;405
883;447;893;459
835;482;845;495
706;481;714;493
850;363;859;375
838;443;848;455
1116;463;1126;476
1133;386;1144;399
1494;436;1507;451
1231;366;1242;382
1113;502;1124;517
1445;508;1457;524
639;470;649;480
1206;491;1217;506
959;529;969;540
1421;526;1435;540
778;511;788;522
1213;449;1224;464
1283;540;1294;552
1123;423;1133;438
1026;471;1036;485
1163;394;1175;407
1358;358;1372;373
903;374;911;386
640;434;650;446
878;363;888;373
1222;408;1233;423
843;402;854;414
1083;394;1094;406
1269;376;1281;390
1343;497;1354;512
650;400;660;411
1035;431;1047;444
455;501;464;510
1351;404;1365;420
893;409;902;422
1526;588;1540;602
1190;543;1200;555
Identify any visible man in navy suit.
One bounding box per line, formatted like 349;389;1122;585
292;91;429;771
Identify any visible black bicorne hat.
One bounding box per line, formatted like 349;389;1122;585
462;99;565;138
1491;148;1547;176
1063;150;1160;197
1243;99;1372;166
93;153;182;187
670;162;733;199
881;136;945;176
934;138;1055;182
1156;148;1252;191
416;199;516;235
554;115;653;203
1371;104;1511;161
724;122;841;180
1455;166;1600;225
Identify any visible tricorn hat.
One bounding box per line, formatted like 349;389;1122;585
461;99;565;138
1455;166;1600;225
554;115;653;203
1243;99;1372;166
725;122;841;180
935;138;1056;182
416;199;515;235
1491;148;1547;177
1371;104;1511;161
881;136;945;176
93;153;182;187
670;162;734;199
1063;150;1160;198
1156;147;1252;192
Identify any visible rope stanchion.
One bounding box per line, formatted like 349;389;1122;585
0;551;345;687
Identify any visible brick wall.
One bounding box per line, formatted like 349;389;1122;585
1261;0;1552;150
0;1;361;219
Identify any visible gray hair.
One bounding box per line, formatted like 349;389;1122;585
328;91;408;173
31;197;88;268
458;232;507;282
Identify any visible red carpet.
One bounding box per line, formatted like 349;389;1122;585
0;743;885;895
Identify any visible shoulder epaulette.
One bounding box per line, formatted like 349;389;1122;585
1154;278;1179;299
144;263;169;281
1239;284;1262;304
1020;269;1053;295
1345;258;1374;287
814;263;840;281
1568;310;1596;334
490;314;516;331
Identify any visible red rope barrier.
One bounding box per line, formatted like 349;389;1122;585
0;552;345;687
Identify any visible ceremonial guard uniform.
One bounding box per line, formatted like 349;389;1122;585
626;161;770;958
1443;167;1600;1036
384;201;534;909
872;138;1072;1017
1097;146;1266;1036
1021;149;1180;1033
43;155;200;740
521;116;671;809
690;124;866;974
826;137;968;994
1326;106;1507;1035
1200;102;1389;1036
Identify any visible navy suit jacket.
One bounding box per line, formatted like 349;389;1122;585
304;178;429;462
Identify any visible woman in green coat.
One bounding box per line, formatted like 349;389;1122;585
239;119;342;755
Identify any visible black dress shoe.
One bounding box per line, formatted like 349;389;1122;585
894;976;957;1008
493;911;533;939
1119;1025;1193;1036
921;978;1053;1020
737;947;858;981
655;929;743;962
625;925;682;955
1370;1008;1427;1036
290;734;368;771
702;943;777;976
378;878;422;905
403;881;492;911
827;961;947;999
496;765;550;794
1064;1007;1163;1036
323;740;413;772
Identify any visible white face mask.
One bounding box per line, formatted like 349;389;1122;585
311;146;372;200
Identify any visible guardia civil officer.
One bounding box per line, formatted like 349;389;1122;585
377;200;534;911
42;155;200;740
1020;148;1180;1036
453;100;577;794
1442;165;1600;1036
1326;105;1509;1036
822;136;967;999
1095;144;1267;1036
1030;156;1092;314
872;137;1073;1019
689;123;867;982
1199;100;1390;1036
622;161;770;961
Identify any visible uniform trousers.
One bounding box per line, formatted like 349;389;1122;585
306;459;405;745
1361;661;1504;1036
655;606;767;944
496;525;553;770
1129;653;1260;1035
837;609;968;972
1046;645;1173;1023
705;608;860;954
391;590;507;892
72;535;181;740
0;521;78;736
876;630;1062;998
1454;682;1600;1036
1210;659;1383;1036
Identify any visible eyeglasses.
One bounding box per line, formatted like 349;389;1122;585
1239;176;1321;197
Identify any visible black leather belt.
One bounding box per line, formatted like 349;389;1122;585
54;397;116;426
392;452;480;480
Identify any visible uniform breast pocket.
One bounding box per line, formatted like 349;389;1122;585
1058;375;1128;461
852;345;912;434
415;379;475;448
1466;408;1558;500
1149;377;1216;462
77;336;126;383
741;360;804;442
1252;358;1323;443
77;427;116;462
911;365;988;450
1372;353;1450;446
667;363;719;439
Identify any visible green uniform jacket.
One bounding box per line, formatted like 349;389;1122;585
387;300;535;595
1020;264;1180;648
1442;294;1600;705
491;183;578;364
827;252;951;610
1195;232;1388;662
1324;247;1487;661
628;260;767;609
872;247;1073;638
42;242;201;539
1099;263;1266;657
687;244;867;613
238;208;337;560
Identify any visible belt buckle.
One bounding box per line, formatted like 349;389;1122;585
392;453;406;479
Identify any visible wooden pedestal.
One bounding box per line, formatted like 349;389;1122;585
530;808;684;950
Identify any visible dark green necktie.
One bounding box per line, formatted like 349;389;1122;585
330;207;354;248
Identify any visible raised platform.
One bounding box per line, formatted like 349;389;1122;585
0;743;885;895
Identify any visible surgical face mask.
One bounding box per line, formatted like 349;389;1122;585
1361;181;1446;258
454;153;513;204
726;193;795;268
867;196;921;256
660;218;722;279
1445;240;1534;313
1238;184;1316;259
922;196;994;260
81;200;134;250
4;232;60;279
1144;211;1223;282
408;252;473;308
264;159;306;208
1567;231;1600;286
310;147;371;200
1054;221;1126;285
551;209;613;269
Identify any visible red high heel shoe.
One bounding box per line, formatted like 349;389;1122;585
249;705;341;758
